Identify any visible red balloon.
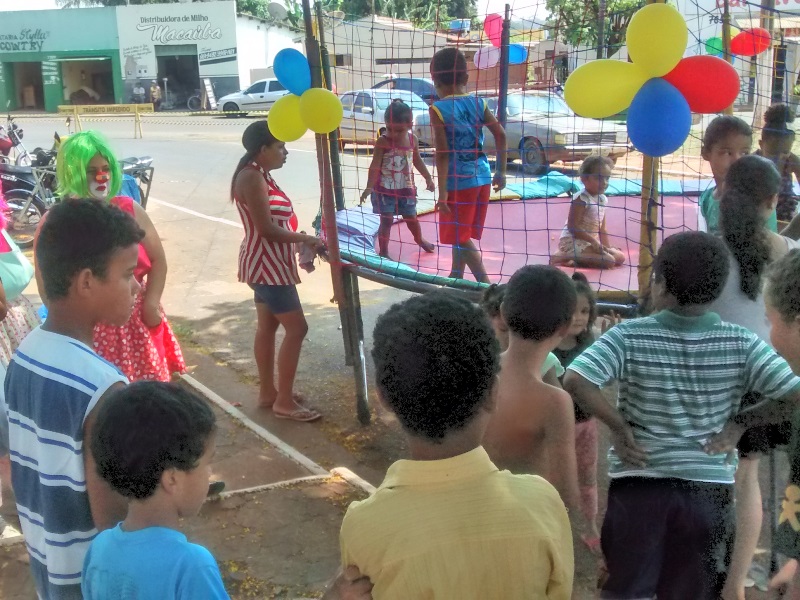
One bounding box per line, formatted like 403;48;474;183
730;27;772;56
663;56;740;114
484;14;503;48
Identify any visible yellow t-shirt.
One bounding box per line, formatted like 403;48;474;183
340;446;574;599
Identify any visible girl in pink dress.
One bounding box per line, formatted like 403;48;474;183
42;131;186;381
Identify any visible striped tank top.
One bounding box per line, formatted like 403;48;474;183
235;163;300;286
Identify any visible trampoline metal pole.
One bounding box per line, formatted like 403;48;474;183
497;4;511;129
722;0;734;116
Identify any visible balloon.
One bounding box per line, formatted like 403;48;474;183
626;4;688;77
299;88;344;134
731;27;771;56
273;48;312;96
564;60;648;119
627;79;692;157
268;94;307;142
484;14;503;48
664;55;740;113
508;44;528;65
705;37;723;56
474;47;501;69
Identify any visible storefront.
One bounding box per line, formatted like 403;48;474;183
0;1;298;112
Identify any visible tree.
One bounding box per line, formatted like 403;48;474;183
545;0;643;58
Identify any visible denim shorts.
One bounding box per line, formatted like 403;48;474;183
371;189;417;217
249;284;302;314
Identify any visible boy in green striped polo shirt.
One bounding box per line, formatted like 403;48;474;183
564;231;800;600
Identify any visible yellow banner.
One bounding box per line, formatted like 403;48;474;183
57;104;154;115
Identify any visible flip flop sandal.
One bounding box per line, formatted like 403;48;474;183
207;481;226;497
273;408;322;422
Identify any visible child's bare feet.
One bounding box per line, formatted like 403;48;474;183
770;559;798;595
419;239;435;253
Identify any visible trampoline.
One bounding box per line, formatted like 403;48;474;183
336;193;701;301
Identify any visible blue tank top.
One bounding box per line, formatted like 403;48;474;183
431;94;492;191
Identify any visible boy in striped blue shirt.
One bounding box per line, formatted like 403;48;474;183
3;199;142;599
565;231;800;600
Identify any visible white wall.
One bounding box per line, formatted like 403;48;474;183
235;17;268;88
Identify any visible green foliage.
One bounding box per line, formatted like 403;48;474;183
340;0;476;28
545;0;643;58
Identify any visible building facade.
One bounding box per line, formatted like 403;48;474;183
0;1;299;112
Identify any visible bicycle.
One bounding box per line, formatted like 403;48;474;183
187;89;202;112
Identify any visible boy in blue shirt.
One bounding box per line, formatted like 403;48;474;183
82;381;229;599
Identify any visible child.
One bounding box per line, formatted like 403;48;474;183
482;266;582;526
764;249;800;596
3;199;143;598
341;290;573;599
564;231;800;599
757;103;800;222
698;114;782;236
550;155;625;269
360;99;436;257
479;282;563;386
82;381;229;599
429;47;507;283
553;272;601;549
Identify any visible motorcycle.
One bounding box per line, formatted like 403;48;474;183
0;113;31;166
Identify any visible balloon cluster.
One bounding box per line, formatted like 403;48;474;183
474;14;528;70
564;4;740;157
267;48;344;142
705;27;771;58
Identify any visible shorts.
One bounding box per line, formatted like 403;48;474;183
249;283;302;315
438;184;491;245
371;190;417;217
600;477;733;600
558;236;593;256
737;392;792;457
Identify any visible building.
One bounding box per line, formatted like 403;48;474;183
0;0;300;112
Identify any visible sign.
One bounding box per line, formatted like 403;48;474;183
0;10;117;54
116;1;237;82
203;78;217;110
0;28;50;53
58;104;154;115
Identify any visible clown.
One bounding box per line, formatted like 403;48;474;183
45;131;186;382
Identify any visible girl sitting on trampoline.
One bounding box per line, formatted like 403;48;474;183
551;155;625;269
360;99;435;258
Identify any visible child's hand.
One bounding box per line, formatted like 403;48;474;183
492;173;506;192
425;177;435;192
436;195;451;215
601;311;621;334
359;189;371;205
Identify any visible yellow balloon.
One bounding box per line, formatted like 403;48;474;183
627;3;688;77
564;60;648;119
299;88;344;134
267;94;307;142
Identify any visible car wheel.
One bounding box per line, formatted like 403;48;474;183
223;102;241;118
520;137;549;176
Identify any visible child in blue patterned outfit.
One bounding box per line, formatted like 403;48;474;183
429;47;507;283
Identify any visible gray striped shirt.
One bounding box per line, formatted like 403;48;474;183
568;310;800;484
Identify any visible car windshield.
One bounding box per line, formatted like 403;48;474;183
374;92;428;112
506;94;572;117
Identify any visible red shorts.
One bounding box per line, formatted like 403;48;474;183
438;184;491;245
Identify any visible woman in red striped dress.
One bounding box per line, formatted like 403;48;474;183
232;121;325;422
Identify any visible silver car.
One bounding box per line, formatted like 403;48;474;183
216;78;289;116
338;89;430;149
416;91;631;175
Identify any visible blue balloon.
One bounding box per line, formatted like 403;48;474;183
508;44;528;65
274;48;311;96
627;78;691;157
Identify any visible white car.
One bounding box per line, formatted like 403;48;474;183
338;89;429;149
217;78;289;116
416;91;631;174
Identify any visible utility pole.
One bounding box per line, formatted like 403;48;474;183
596;0;606;60
753;0;776;127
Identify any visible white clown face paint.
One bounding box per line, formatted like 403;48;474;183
86;153;111;200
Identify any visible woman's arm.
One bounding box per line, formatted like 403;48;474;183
360;139;386;203
132;202;166;328
237;169;321;247
430;108;451;214
567;200;602;249
484;107;506;191
411;134;435;191
0;281;8;322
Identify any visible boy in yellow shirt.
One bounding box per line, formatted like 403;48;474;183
340;291;573;599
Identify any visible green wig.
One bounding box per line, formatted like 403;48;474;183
56;131;122;199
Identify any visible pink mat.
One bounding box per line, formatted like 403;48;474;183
385;195;699;294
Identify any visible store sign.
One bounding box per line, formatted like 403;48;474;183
0;28;50;53
136;15;223;44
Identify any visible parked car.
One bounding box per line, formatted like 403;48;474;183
415;90;631;175
338;89;430;149
371;77;438;105
217;78;289;116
